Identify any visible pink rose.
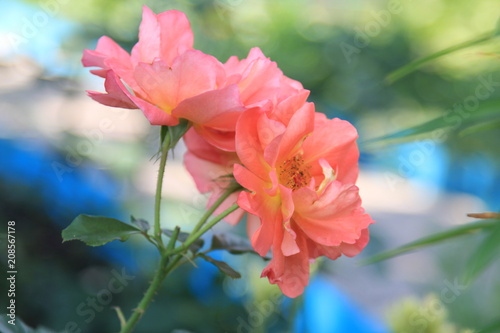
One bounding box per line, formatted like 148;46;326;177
233;102;374;297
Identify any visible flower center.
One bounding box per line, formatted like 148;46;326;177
278;154;311;191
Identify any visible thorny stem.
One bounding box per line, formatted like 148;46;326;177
119;160;241;333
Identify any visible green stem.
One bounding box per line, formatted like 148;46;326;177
154;132;171;247
120;123;240;332
120;254;170;333
191;182;241;236
119;203;240;332
119;202;239;332
166;226;180;253
168;203;240;256
385;30;498;85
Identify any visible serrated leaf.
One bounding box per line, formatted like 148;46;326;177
62;215;142;247
361;220;498;265
130;215;150;232
162;228;204;253
211;233;269;259
385;30;496;85
463;224;500;284
199;253;241;279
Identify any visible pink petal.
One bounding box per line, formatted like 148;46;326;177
237;191;280;256
262;234;309;298
131;7;193;65
292;182;374;246
82;36;131;73
184;151;244;225
184;151;230;193
270;89;310;125
134;51;225;113
302;117;359;184
184;128;239;165
235;108;270;180
233;164;269;194
281;225;300;256
237;57;281;106
338;228;370;257
274;102;315;164
174;84;245;151
157;9;194;64
87;71;138;109
174;84;244;129
82;36;138;91
86;70;175;127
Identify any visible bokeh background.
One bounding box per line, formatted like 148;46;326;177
1;0;499;332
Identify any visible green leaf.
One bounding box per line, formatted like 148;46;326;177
62;215;142;247
130;215;150;232
157;120;190;157
363;99;500;145
210;233;269;259
198;253;241;279
160;125;169;145
459;118;500;137
168;119;190;147
385;30;497;85
361;220;498;265
162;228;204;253
463;223;500;284
363;115;453;146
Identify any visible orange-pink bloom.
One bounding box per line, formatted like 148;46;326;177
183;50;309;223
183;128;245;225
82;6;244;150
82;7;308;152
82;6;373;297
233;102;374;297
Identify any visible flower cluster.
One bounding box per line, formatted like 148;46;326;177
83;6;374;298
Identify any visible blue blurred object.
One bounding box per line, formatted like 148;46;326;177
188;250;222;304
445;153;500;210
0;138;138;271
294;275;389;333
395;141;449;188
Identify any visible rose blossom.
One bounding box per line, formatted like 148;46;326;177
233;101;374;297
183;51;309;223
82;6;244;150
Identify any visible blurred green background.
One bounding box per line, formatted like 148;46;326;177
0;0;499;332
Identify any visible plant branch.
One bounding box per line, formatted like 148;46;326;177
191;182;241;236
168;203;240;256
154;131;171;248
119;254;170;333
